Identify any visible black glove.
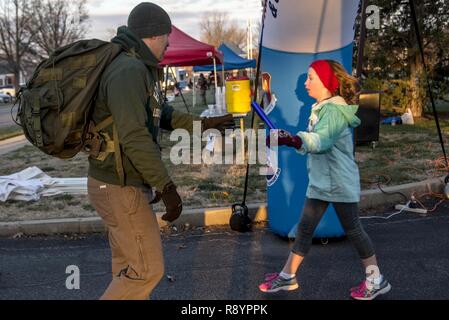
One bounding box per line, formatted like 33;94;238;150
149;188;162;204
201;114;235;133
157;181;183;222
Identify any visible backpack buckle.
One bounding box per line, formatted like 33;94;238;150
83;132;102;158
83;123;103;158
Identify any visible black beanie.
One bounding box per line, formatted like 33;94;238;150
128;2;172;38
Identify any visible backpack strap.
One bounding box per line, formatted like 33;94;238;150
95;115;114;131
147;69;165;145
87;115;125;186
89;115;115;159
32;93;44;147
113;123;125;186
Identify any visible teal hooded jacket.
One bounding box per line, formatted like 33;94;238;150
296;96;361;203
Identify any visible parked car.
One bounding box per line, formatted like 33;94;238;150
0;85;15;97
0;92;12;103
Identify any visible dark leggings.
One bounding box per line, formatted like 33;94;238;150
292;198;375;259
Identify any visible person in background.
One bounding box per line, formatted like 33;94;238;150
197;73;208;106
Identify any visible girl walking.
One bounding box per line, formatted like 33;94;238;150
260;60;391;300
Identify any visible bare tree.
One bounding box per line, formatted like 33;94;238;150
0;0;89;91
30;0;89;58
0;0;37;92
199;11;246;49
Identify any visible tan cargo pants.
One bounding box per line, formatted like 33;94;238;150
87;176;164;300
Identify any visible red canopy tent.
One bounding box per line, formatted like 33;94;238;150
160;25;223;67
160;26;224;112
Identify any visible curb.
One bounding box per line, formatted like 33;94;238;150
0;134;25;145
0;134;29;155
0;176;445;237
359;176;445;209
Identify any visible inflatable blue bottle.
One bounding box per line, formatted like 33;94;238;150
262;0;360;237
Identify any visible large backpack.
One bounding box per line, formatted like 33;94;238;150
16;39;123;159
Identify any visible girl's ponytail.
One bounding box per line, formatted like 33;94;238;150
327;60;361;104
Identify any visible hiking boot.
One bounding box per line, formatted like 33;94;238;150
350;278;392;300
259;273;299;293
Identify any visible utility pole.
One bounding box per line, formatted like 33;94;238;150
247;19;253;78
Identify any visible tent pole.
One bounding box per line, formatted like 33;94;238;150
247;19;250;60
213;57;218;94
164;66;169;98
192;73;196;109
248;19;253;77
249;19;253;78
221;63;225;112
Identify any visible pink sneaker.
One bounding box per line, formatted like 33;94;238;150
350;278;392;300
264;273;279;281
259;273;299;293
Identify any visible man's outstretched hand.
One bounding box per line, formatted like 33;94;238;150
202;114;235;133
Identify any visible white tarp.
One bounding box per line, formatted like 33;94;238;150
0;166;87;202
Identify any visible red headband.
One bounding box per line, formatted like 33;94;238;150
310;60;340;93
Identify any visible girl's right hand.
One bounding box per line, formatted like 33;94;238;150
267;129;303;150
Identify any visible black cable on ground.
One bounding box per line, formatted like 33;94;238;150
376;182;408;202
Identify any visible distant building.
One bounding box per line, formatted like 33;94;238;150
0;59;15;87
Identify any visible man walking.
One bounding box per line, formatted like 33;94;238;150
87;2;233;299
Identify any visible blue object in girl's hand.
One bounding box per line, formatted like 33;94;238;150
251;101;276;130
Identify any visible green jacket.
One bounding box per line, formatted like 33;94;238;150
296;96;361;203
88;26;198;190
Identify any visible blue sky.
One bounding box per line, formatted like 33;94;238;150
86;0;262;41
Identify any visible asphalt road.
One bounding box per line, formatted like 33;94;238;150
1;200;448;301
0;103;16;128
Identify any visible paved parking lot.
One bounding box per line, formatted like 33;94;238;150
1;201;448;300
